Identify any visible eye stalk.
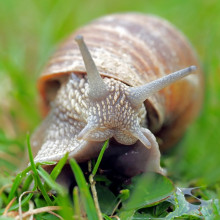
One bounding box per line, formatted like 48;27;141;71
75;35;197;150
75;35;108;100
128;66;197;107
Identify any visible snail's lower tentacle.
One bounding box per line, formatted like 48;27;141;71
131;128;152;149
139;127;166;175
77;122;98;140
78;122;114;142
141;127;159;150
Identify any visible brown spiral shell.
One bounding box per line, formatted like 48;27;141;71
38;13;203;151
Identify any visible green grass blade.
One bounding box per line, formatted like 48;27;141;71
0;192;8;204
49;152;69;180
26;133;53;205
92;140;109;176
43;153;68;192
21;174;34;192
7;173;23;203
56;194;74;220
37;166;66;196
69;158;99;220
73;187;82;220
7;161;55;203
102;213;113;219
7;167;35;203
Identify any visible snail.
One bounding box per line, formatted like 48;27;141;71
31;13;203;177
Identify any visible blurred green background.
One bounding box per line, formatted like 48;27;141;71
0;0;219;187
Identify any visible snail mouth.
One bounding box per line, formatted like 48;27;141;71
34;137;164;178
99;138;165;177
41;138;165;189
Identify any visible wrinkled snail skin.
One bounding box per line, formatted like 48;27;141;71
31;13;203;177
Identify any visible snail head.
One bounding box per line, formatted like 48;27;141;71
75;35;196;150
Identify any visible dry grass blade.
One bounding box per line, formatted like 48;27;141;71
111;200;121;216
2;197;16;216
15;206;61;220
18;190;38;220
48;210;64;220
70;158;99;219
89;174;103;220
28;200;34;220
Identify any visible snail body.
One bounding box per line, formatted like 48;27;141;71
31;13;203;177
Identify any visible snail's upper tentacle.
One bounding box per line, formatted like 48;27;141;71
75;35;108;100
128;66;197;107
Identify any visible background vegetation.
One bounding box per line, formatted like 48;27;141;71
0;0;219;218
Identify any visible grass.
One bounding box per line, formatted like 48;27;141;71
0;0;220;219
1;138;218;219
